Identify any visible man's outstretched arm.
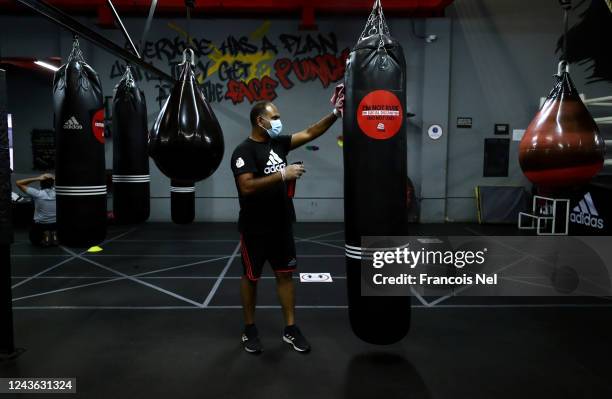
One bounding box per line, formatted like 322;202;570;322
290;112;339;150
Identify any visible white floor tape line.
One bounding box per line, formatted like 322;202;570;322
202;242;241;307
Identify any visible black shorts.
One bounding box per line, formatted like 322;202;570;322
239;231;297;281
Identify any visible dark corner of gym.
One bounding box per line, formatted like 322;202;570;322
1;0;612;398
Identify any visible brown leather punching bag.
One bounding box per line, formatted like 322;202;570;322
519;63;605;188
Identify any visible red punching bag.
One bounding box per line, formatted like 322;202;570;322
519;63;605;188
149;49;224;223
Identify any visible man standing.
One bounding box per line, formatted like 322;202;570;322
231;96;343;354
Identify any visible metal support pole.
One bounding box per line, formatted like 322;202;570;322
105;0;141;58
16;0;174;83
140;0;158;52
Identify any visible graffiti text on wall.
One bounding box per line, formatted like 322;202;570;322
109;22;349;105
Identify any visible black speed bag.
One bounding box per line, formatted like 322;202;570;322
149;48;224;183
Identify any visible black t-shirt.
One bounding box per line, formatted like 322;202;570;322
231;135;296;233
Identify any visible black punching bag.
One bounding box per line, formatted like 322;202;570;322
53;38;106;247
170;180;195;224
112;66;150;224
343;1;411;344
149;49;224;223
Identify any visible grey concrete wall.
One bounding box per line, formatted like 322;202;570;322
5;69;53;174
419;18;452;222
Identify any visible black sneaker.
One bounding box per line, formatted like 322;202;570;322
283;325;311;353
241;324;262;354
51;231;59;246
41;231;51;247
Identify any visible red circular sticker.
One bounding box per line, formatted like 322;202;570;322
357;90;403;140
92;109;105;144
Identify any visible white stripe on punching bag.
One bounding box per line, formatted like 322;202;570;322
112;174;151;183
55;185;107;196
170;186;195;193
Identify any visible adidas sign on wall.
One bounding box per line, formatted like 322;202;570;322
570;192;604;230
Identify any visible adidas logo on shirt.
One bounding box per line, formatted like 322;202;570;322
570;192;604;229
264;149;286;174
63;116;83;130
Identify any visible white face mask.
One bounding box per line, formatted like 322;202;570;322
260;117;283;138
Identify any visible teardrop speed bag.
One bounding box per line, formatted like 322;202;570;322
112;66;150;224
519;62;605;188
149;48;224;224
149;48;224;183
53;39;106;247
343;1;411;345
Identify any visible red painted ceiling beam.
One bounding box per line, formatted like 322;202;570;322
0;0;453;16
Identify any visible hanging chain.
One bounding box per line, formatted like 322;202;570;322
356;0;391;66
359;0;390;44
69;35;84;62
562;8;569;65
124;65;134;84
186;6;191;48
558;0;571;74
185;0;196;49
377;0;389;52
358;3;377;41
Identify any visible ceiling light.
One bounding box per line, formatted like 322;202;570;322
34;60;59;72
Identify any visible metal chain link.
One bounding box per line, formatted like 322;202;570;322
558;0;570;72
358;0;390;47
68;36;84;62
123;65;134;84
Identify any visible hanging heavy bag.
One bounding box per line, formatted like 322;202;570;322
519;62;605;189
149;48;224;224
53;38;106;247
112;66;150;224
343;0;411;345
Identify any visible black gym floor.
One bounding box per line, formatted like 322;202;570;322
2;222;612;398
